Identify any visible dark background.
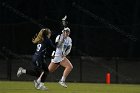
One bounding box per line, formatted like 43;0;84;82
0;0;140;57
0;0;140;84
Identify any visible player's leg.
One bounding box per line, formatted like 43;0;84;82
48;62;60;72
59;57;73;88
35;71;48;91
40;62;49;82
35;62;49;90
35;59;50;91
17;56;41;77
48;56;63;72
17;67;24;77
17;66;41;77
31;56;48;90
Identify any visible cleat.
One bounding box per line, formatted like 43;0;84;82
17;67;23;77
34;80;39;88
37;85;48;91
58;81;67;88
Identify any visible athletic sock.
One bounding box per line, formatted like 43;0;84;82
37;78;41;83
60;76;66;82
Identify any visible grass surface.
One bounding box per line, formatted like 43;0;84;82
0;81;140;93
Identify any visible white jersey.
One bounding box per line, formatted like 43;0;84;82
51;34;72;63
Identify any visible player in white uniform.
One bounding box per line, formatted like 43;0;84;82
48;27;73;88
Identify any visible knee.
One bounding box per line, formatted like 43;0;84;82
48;68;55;73
71;65;73;70
67;64;73;71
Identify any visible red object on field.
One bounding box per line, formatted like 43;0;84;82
106;72;110;84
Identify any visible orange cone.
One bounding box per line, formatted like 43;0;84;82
106;72;110;84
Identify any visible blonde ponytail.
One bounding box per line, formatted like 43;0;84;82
32;29;45;44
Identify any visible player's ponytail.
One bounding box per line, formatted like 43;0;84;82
32;28;51;44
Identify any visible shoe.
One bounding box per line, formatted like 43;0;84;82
34;80;40;88
58;81;67;88
17;67;23;77
37;84;48;91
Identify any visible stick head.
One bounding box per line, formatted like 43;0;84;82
62;15;67;21
62;15;68;27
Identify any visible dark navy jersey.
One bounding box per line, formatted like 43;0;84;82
34;37;55;59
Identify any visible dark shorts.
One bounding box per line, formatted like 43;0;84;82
32;54;50;72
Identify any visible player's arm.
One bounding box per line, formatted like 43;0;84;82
44;37;55;49
64;38;72;56
55;35;64;48
64;45;72;56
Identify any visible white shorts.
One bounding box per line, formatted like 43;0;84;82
51;56;64;63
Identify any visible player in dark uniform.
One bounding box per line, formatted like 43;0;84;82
17;28;55;90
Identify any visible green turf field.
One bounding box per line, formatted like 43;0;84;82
0;81;140;93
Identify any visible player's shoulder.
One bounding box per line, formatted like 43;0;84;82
55;35;61;39
55;35;61;42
